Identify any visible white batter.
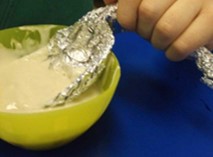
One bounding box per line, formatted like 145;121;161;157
0;47;100;111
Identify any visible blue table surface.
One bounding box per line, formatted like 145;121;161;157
1;32;213;157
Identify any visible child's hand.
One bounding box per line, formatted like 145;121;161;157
104;0;213;61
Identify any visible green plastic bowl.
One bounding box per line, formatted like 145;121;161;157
0;25;120;150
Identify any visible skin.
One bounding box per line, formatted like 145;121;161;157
104;0;213;61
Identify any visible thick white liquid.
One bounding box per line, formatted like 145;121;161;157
0;47;100;112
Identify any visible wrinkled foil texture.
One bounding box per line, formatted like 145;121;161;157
46;5;117;108
195;47;213;89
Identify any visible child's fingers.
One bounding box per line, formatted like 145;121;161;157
166;8;213;61
117;0;141;31
137;0;176;39
151;0;202;50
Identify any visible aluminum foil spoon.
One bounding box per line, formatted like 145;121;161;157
44;5;117;108
45;4;213;108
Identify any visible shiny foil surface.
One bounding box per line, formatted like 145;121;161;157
46;5;117;108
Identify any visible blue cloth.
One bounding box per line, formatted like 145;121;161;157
1;32;213;157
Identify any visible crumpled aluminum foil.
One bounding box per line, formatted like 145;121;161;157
45;5;117;108
195;47;213;89
46;4;213;108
